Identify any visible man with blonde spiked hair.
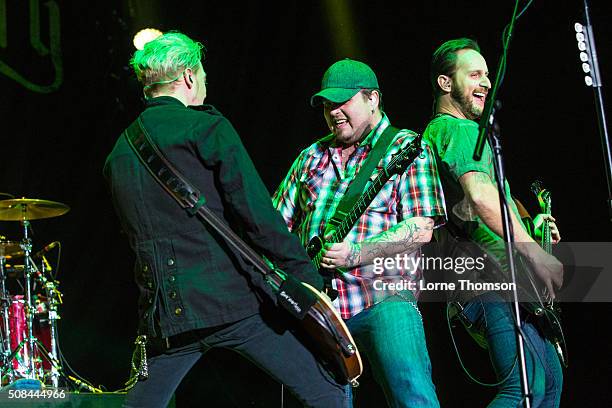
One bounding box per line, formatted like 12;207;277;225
104;31;347;408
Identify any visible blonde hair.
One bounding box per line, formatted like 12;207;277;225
130;31;204;92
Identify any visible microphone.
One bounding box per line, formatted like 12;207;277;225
33;241;59;259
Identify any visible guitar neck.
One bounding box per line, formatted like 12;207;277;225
330;137;423;243
330;175;387;243
542;201;552;254
310;176;386;269
531;182;553;255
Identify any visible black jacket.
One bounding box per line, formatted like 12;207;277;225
104;96;322;338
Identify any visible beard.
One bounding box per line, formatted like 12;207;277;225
451;87;483;120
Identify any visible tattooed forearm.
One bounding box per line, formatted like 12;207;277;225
344;242;362;268
360;217;434;264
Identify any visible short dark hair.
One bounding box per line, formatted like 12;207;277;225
430;38;480;97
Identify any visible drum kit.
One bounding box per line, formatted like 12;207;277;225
0;195;69;388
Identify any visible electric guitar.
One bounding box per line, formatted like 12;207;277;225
306;134;424;267
520;180;568;367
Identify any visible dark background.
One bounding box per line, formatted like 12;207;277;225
1;1;611;406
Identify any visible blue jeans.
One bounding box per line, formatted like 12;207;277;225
345;295;440;408
462;292;563;407
123;313;347;408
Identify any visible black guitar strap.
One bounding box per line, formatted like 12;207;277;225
123;116;316;320
324;125;400;236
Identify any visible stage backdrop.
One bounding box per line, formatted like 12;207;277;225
1;1;611;406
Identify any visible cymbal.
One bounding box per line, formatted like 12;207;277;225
0;240;23;258
0;198;70;221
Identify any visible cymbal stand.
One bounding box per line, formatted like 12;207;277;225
19;217;38;380
0;256;15;384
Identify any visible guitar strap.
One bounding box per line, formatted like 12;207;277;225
324;124;400;237
122;116;316;321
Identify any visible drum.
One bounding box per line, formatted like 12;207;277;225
0;295;52;381
34;295;52;371
0;239;23;259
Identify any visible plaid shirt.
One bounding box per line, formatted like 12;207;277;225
273;115;446;319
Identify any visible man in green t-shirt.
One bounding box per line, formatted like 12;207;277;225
423;38;564;407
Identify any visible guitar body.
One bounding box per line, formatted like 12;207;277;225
300;282;363;385
446;222;568;367
515;256;568;368
263;263;361;385
306;235;324;263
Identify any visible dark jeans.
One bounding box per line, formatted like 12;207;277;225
123;313;347;408
462;292;563;408
345;295;440;408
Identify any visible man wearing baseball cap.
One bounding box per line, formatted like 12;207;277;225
274;58;446;407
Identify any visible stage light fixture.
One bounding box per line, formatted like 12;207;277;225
133;28;163;50
576;23;591;86
573;19;602;88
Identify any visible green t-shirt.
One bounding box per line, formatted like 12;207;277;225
423;114;524;243
424;115;528;300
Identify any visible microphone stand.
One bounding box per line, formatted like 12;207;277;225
473;3;532;404
581;0;612;220
483;102;532;407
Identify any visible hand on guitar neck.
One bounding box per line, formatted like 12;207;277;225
523;182;564;299
533;214;561;244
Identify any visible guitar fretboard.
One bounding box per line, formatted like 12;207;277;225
542;196;552;254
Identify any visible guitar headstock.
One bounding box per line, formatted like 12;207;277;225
530;180;551;213
387;133;423;176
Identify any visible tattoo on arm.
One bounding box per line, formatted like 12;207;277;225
361;218;434;262
471;172;493;185
345;242;362;267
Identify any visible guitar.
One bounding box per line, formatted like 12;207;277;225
447;186;568;368
520;180;568;367
306;134;424;267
